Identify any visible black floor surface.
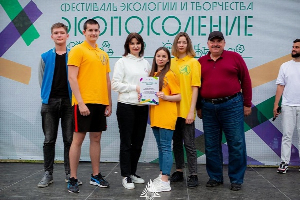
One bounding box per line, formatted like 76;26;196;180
0;162;299;200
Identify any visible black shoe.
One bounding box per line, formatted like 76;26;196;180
277;162;288;174
206;179;223;187
187;175;198;188
90;173;110;188
170;171;183;182
67;177;80;193
230;183;242;191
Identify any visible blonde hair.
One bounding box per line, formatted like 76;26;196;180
171;32;195;58
51;22;68;33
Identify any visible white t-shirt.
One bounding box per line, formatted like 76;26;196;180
276;60;300;106
111;54;151;105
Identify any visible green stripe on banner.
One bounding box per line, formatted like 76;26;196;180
244;122;251;132
256;96;281;120
22;25;40;46
244;96;282;132
196;149;204;157
0;0;40;45
150;158;159;164
222;133;226;143
0;0;23;20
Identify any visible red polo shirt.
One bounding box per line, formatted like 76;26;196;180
198;50;252;107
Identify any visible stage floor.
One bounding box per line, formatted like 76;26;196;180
0;162;299;200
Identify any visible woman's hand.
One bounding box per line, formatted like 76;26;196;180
156;91;167;101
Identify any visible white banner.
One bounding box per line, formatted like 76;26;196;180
1;0;300;165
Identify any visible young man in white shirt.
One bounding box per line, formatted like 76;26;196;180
274;39;300;174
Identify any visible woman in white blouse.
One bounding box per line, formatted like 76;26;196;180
111;32;151;190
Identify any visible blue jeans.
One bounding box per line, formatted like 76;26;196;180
152;127;174;176
201;93;246;184
41;98;73;174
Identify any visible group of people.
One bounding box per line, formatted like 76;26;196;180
38;19;111;192
37;18;300;194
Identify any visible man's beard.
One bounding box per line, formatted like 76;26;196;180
291;52;300;58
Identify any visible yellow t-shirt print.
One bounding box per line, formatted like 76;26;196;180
99;53;108;66
179;65;191;75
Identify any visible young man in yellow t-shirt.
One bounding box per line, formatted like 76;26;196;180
67;19;112;193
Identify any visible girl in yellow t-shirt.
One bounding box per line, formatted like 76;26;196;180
149;47;181;192
169;32;201;188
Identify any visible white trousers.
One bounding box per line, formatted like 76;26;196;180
280;105;300;164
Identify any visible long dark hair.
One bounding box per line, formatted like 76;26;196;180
149;47;171;91
123;32;144;57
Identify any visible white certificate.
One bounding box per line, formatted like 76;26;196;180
139;77;159;105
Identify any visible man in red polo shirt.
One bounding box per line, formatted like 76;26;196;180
196;31;252;191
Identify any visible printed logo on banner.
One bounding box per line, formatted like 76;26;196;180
162;40;173;50
0;0;42;56
1;0;298;166
100;41;114;56
0;0;42;84
193;43;246;57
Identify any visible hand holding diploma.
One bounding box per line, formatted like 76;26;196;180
139;77;159;105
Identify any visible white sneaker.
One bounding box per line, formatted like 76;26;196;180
130;174;145;184
153;174;162;183
122;177;135;189
152;179;171;192
277;162;288;174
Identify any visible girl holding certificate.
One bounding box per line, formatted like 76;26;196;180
111;33;151;190
149;47;181;192
169;32;201;188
